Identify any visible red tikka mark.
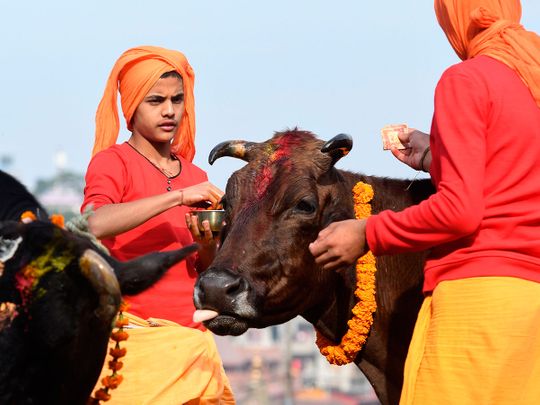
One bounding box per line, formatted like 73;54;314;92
254;135;303;199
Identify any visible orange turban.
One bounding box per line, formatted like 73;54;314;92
434;0;540;107
93;46;196;161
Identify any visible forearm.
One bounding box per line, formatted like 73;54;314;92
88;190;183;239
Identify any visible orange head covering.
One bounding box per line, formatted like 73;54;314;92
93;46;196;160
434;0;540;107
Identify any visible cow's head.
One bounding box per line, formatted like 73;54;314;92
194;129;355;335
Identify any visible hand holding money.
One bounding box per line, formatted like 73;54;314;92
381;124;409;150
382;125;431;172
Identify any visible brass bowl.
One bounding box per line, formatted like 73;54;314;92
189;209;225;233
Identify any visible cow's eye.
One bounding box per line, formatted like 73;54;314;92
294;199;316;214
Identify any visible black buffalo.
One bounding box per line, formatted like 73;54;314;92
0;170;197;404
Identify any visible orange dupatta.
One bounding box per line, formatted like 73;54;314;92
434;0;540;108
93;46;196;161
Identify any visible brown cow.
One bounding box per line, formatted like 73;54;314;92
194;129;434;405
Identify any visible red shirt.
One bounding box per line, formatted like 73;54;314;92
366;56;540;293
82;142;207;328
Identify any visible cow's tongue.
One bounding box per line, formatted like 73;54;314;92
193;309;219;323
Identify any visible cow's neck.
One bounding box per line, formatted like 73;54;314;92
303;258;413;405
302;172;427;405
303;264;357;341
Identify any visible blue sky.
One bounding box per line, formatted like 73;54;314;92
1;1;539;190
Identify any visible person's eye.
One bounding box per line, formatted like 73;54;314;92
172;95;184;104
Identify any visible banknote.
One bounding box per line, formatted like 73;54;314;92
381;124;408;150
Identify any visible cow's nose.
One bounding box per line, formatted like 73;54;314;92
197;268;249;304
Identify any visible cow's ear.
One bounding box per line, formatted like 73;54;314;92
0;236;22;263
321;134;353;166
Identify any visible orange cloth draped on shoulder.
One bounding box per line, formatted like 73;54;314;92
434;0;540;107
400;277;540;405
94;313;235;405
92;46;197;161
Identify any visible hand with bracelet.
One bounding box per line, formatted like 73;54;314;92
183;181;224;272
178;181;223;209
391;128;431;172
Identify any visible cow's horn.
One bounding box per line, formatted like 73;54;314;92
321;133;353;164
113;243;199;295
208;140;258;165
79;249;121;321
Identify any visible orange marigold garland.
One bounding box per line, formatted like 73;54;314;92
315;181;377;365
88;301;129;404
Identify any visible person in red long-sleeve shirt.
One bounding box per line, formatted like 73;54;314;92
83;46;234;404
310;1;540;403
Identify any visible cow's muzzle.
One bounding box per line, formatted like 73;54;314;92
194;267;258;335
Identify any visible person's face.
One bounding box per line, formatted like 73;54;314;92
131;75;184;143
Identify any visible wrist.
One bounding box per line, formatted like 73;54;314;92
419;146;431;172
178;189;184;206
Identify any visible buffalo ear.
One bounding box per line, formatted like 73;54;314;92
321;133;353;166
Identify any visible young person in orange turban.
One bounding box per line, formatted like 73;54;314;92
82;46;234;404
310;1;540;403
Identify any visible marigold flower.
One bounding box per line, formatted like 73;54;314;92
20;211;37;223
94;388;111;401
119;301;130;312
108;360;124;371
115;317;129;328
49;214;65;228
109;347;127;358
102;374;124;389
111;330;129;342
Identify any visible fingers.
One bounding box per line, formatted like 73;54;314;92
397;128;411;143
201;219;214;242
182;182;224;208
309;219;367;271
207;184;224;209
185;213;202;238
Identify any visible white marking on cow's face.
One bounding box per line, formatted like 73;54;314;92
0;236;22;264
231;290;257;318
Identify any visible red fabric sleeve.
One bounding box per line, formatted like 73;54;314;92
366;69;488;255
82;149;127;212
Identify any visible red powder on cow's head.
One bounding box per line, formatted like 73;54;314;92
254;134;304;199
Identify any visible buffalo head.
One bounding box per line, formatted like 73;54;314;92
0;169;198;405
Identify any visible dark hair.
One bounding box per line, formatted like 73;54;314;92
160;70;182;80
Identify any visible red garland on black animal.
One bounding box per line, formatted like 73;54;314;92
195;130;435;405
0;170;197;405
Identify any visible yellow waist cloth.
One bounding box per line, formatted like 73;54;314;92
401;277;540;405
93;313;235;405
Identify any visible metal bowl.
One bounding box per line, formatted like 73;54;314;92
189;209;225;233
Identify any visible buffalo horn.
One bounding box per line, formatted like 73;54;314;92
321;133;353;164
208;140;258;165
79;249;121;321
113;243;199;295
